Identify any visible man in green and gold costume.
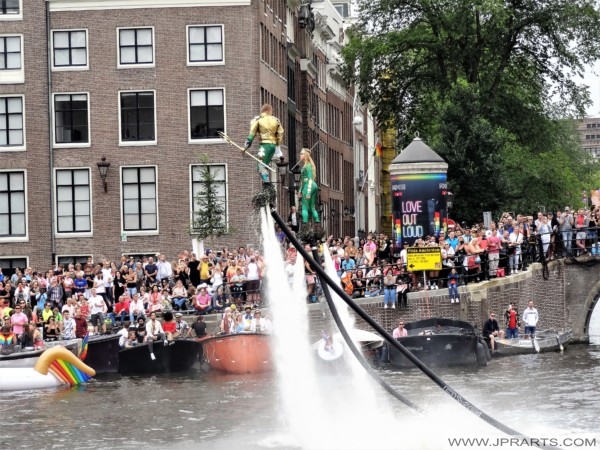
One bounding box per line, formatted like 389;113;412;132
244;104;284;183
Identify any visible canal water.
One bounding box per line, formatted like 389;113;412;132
0;316;598;450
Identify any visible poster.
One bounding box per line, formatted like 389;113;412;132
391;172;448;251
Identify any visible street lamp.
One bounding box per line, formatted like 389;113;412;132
275;157;289;184
96;156;110;193
292;165;302;191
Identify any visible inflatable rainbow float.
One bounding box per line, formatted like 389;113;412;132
0;346;96;391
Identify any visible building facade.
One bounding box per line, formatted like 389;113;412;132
0;0;377;271
578;115;600;159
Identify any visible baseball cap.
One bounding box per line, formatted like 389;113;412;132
175;313;182;317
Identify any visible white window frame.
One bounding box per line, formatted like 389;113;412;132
118;89;157;146
54;167;93;237
116;26;155;69
120;165;159;236
52;92;91;148
186;24;225;67
51;29;89;72
189;163;229;231
0;94;25;151
0;0;22;21
0;34;24;84
187;87;226;144
0;169;28;242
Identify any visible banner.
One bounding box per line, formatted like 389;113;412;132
391;172;448;251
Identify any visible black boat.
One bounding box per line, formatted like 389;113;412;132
85;334;121;374
118;339;203;375
385;318;489;368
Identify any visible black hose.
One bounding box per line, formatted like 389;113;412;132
272;209;531;438
308;245;423;413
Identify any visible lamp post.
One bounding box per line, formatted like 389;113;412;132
276;157;289;184
96;156;110;193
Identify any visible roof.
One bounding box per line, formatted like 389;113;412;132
391;137;446;164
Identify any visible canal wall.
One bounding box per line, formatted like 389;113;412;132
307;259;598;344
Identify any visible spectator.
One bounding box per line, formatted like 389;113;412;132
193;285;212;315
62;310;76;339
482;312;500;352
522;300;539;338
192;315;207;338
74;307;88;338
174;313;190;338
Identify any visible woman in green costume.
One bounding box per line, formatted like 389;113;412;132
299;148;319;223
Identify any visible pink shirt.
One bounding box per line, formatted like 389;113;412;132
393;327;408;338
10;312;28;334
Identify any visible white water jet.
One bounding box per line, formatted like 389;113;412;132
257;209;522;449
259;210;402;448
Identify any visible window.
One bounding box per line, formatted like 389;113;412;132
52;30;87;69
0;171;26;237
57;255;91;266
54;93;89;145
0;0;20;18
118;28;154;67
0;257;27;277
187;25;224;64
119;91;156;144
0;96;24;148
56;168;91;233
191;164;227;228
0;34;22;84
122;167;157;232
0;35;20;69
189;89;224;140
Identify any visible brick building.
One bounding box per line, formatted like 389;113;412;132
0;0;376;272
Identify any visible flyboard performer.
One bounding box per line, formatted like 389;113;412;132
298;147;320;223
244;103;284;183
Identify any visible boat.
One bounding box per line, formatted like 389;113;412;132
84;334;121;374
118;338;203;375
0;338;82;369
202;333;272;374
0;346;95;391
385;318;489;368
494;329;572;356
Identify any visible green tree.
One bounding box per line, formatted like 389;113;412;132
342;0;600;222
192;156;229;239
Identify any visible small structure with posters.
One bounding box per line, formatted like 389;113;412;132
389;136;449;253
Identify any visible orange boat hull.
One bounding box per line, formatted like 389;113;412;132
202;333;273;374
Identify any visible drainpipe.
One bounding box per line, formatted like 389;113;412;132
46;0;56;264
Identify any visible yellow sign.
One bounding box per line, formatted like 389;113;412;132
406;247;442;271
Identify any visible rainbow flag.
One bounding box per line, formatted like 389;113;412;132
374;142;382;158
79;334;89;361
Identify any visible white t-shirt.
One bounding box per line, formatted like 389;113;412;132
89;295;105;314
247;262;259;281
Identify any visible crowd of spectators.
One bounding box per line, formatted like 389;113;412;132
0;247;268;350
283;205;600;307
1;205;598;350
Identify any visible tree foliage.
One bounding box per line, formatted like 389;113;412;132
192;155;229;239
342;0;600;222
